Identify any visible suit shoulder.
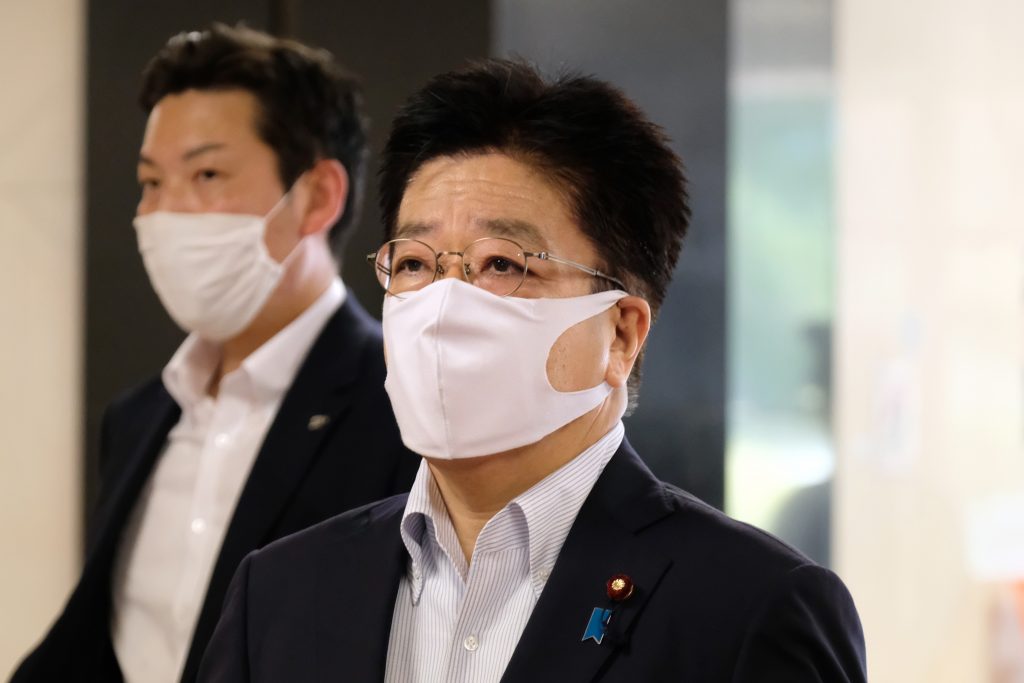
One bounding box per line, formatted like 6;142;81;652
97;375;177;473
338;294;384;348
638;482;864;651
654;482;814;575
346;294;383;330
325;295;387;383
254;493;409;562
105;374;173;420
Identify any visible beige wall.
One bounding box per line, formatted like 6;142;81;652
835;0;1024;680
0;1;84;677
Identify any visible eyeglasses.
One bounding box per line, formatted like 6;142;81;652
366;237;627;298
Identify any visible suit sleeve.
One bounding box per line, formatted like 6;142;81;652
731;564;867;682
197;552;255;683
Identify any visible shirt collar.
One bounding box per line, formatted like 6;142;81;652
399;461;458;604
398;421;625;604
162;277;346;408
162;335;219;410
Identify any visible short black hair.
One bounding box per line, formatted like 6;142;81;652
139;23;369;253
379;58;690;406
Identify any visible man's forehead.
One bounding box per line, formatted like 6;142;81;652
140;89;261;155
395;216;549;248
395;153;573;248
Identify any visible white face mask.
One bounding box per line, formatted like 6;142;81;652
133;194;292;342
382;278;628;459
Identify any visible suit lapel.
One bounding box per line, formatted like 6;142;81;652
313;497;408;682
182;298;377;681
88;386;180;574
501;441;675;683
71;385;180;673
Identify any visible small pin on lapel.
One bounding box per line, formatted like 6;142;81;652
307;414;330;431
581;607;613;644
606;573;634;601
582;574;636;645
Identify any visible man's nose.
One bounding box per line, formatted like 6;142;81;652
154;185;194;213
435;253;470;281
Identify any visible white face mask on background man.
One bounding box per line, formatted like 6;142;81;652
133;192;294;342
382;278;628;460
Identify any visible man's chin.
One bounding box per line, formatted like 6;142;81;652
421;439;544;468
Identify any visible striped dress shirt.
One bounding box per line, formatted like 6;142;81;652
384;421;625;682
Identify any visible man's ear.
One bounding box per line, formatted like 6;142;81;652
298;158;349;237
605;296;651;388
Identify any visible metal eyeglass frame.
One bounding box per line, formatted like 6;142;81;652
366;236;628;297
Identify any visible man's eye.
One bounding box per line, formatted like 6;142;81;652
482;256;523;275
138;178;160;190
394;258;426;274
196;169;220;182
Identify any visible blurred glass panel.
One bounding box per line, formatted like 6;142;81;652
727;0;834;565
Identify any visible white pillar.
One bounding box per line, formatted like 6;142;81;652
0;1;84;676
835;0;1024;680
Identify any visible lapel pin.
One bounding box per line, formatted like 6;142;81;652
581;607;613;644
582;574;636;644
606;573;634;601
307;414;330;431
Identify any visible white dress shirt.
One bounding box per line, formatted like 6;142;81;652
110;278;345;683
384;421;625;683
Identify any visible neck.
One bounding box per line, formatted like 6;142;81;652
427;391;625;563
209;239;335;396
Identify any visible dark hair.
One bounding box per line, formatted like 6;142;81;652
379;58;690;406
139;23;369;252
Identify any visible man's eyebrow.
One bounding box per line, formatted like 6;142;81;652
479;218;549;250
393;218;550;249
137;142;228;169
183;142;227;161
394;221;435;239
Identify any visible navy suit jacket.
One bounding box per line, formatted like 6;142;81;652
11;297;419;683
198;440;866;682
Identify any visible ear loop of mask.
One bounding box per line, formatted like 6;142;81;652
260;174;308;267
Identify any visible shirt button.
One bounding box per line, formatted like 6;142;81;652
463;634;479;652
191;518;207;534
538;568;551;582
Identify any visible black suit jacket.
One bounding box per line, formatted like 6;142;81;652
198;440;866;682
11;297;419;683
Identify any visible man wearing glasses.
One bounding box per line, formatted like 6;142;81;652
198;59;867;682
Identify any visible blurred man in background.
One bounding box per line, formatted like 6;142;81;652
11;23;416;683
198;58;866;682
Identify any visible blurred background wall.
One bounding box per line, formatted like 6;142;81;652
2;0;1022;680
0;0;84;674
835;0;1024;679
728;0;837;567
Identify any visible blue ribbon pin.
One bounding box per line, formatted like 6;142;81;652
581;607;613;644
